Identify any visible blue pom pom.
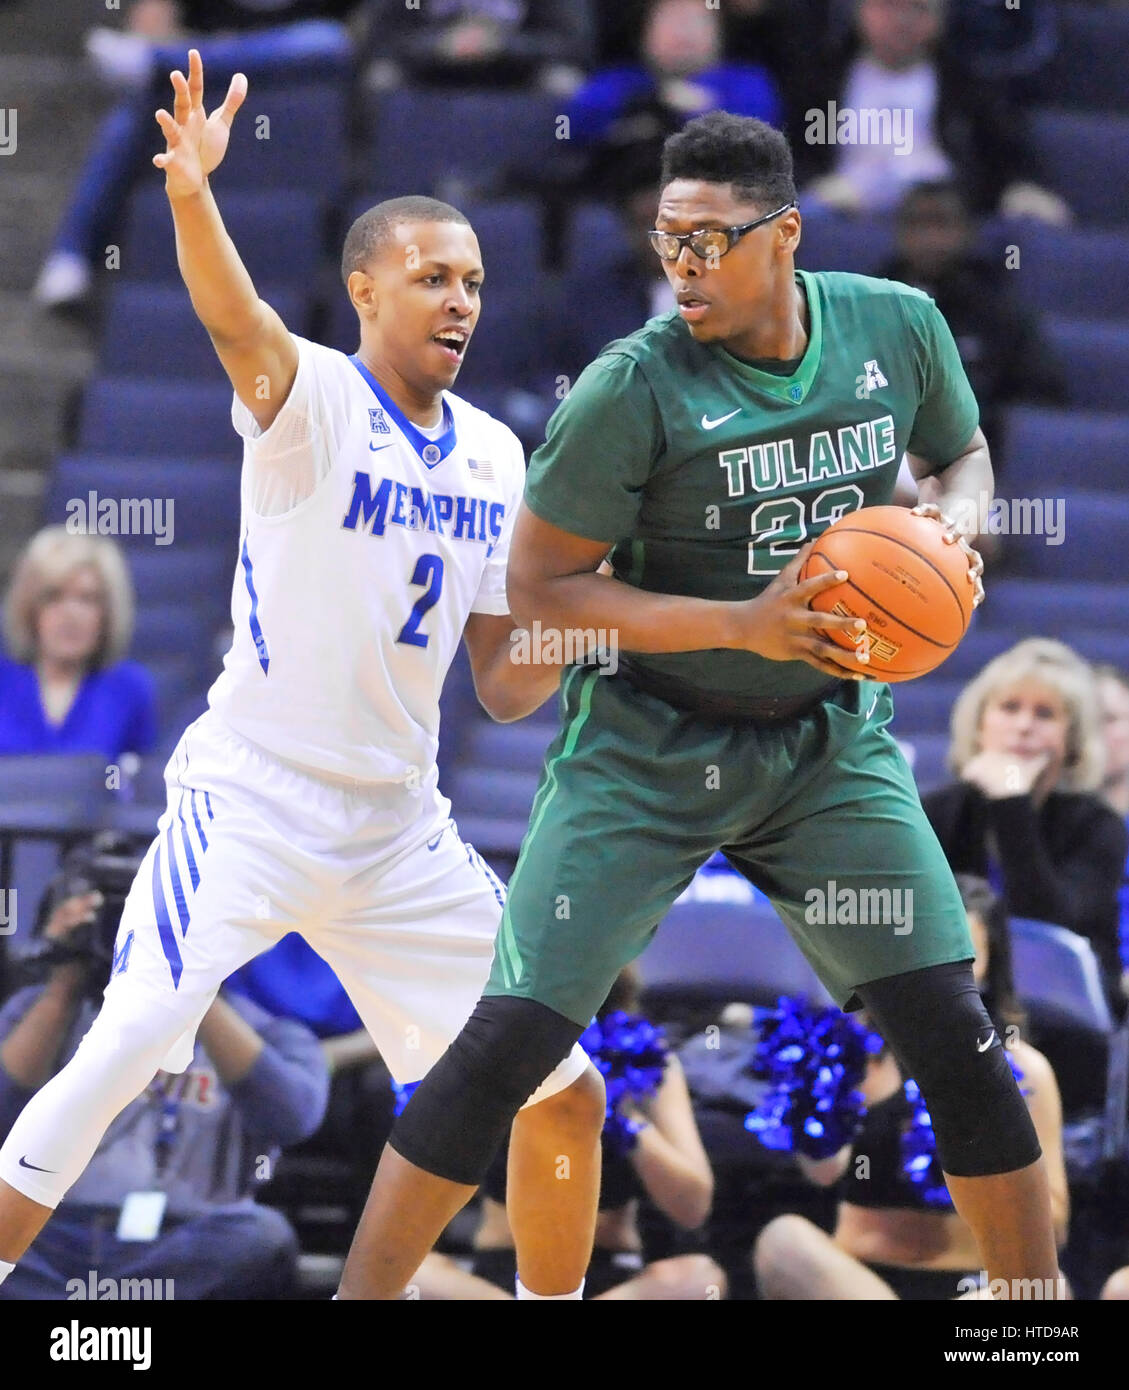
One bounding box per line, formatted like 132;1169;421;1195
744;996;883;1160
899;1046;1028;1208
578;1011;669;1155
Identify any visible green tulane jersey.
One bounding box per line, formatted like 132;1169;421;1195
524;269;980;701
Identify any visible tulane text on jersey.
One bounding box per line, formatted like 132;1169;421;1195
341;470;505;555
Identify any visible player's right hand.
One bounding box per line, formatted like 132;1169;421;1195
733;544;872;680
152;47;247;199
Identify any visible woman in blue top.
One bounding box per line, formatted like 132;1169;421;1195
0;527;157;760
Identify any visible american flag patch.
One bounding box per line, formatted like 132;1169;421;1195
468;457;495;480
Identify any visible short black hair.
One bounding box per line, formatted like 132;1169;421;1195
340;196;471;285
897;178;969;217
659;111;796;210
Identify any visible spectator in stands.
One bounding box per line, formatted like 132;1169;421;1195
0;845;329;1299
414;965;725;1300
754;875;1067;1299
1095;665;1129;1000
879;180;1066;451
566;0;782;200
364;0;593;93
922;638;1126;1005
35;0;359;308
0;528;157;761
792;0;1069;223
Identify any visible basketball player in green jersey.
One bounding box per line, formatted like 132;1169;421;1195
337;112;1060;1300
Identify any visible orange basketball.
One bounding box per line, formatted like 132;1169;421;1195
798;506;975;682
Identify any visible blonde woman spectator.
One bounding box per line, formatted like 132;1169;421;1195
0;528;157;760
921;639;1126;999
1094;665;1129;997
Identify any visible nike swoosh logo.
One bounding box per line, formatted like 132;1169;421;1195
19;1155;56;1173
866;693;879;719
977;1031;996;1053
701;409;741;430
369;441;393;452
426;832;444;851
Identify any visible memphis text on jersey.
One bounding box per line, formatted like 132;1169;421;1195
341;469;504;553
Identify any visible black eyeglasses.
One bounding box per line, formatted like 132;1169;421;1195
648;202;796;263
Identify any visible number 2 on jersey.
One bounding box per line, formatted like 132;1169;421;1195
397;554;445;648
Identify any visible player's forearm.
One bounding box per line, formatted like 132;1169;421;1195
629;1124;713;1229
0;972;87;1088
196;995;265;1085
508;572;742;657
916;440;994;536
167;182;263;344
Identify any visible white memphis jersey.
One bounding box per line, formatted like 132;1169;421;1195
206;333;524;785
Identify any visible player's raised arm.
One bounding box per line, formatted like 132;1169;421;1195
152;48;297;430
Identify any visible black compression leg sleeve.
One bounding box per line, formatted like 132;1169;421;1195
388;995;584;1186
855;960;1042;1178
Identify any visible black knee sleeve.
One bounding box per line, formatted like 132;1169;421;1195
856;960;1041;1178
388;996;584;1186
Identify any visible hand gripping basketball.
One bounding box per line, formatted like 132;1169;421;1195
910;503;986;609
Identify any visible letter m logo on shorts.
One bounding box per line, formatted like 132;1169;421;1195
112;929;135;977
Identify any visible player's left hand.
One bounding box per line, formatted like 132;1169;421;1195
911;502;985;609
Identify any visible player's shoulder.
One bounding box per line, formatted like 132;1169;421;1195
443;391;526;476
292;332;357;377
807;267;934;309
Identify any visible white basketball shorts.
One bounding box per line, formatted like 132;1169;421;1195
107;708;588;1101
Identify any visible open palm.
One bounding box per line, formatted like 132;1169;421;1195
153;47;247;198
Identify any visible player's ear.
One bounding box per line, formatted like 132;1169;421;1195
347;268;378;318
778;207;801;255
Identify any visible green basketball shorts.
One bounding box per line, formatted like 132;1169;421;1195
486;666;974;1027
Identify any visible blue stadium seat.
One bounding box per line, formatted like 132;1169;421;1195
977;223;1129;320
461;720;554;774
131;605;216;663
206;82;348;193
1031;108;1129;224
120;186;325;285
1006;491;1129;580
44;457;240;548
978;579;1129;634
638;898;834;1009
1042;317;1129;413
0;755;111;962
100;283;305;379
898;732;951;795
442;284;556;395
1001;406;1129;492
928;625;1017;682
794;211;896;277
126;545;232;612
563;201;623;277
362;88;562;200
346;195;543;284
77;378;237;458
886;678;963;736
1044;4;1129;113
445;766;538;821
1010;917;1112;1037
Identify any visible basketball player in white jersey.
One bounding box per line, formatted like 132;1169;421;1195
0;50;605;1301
